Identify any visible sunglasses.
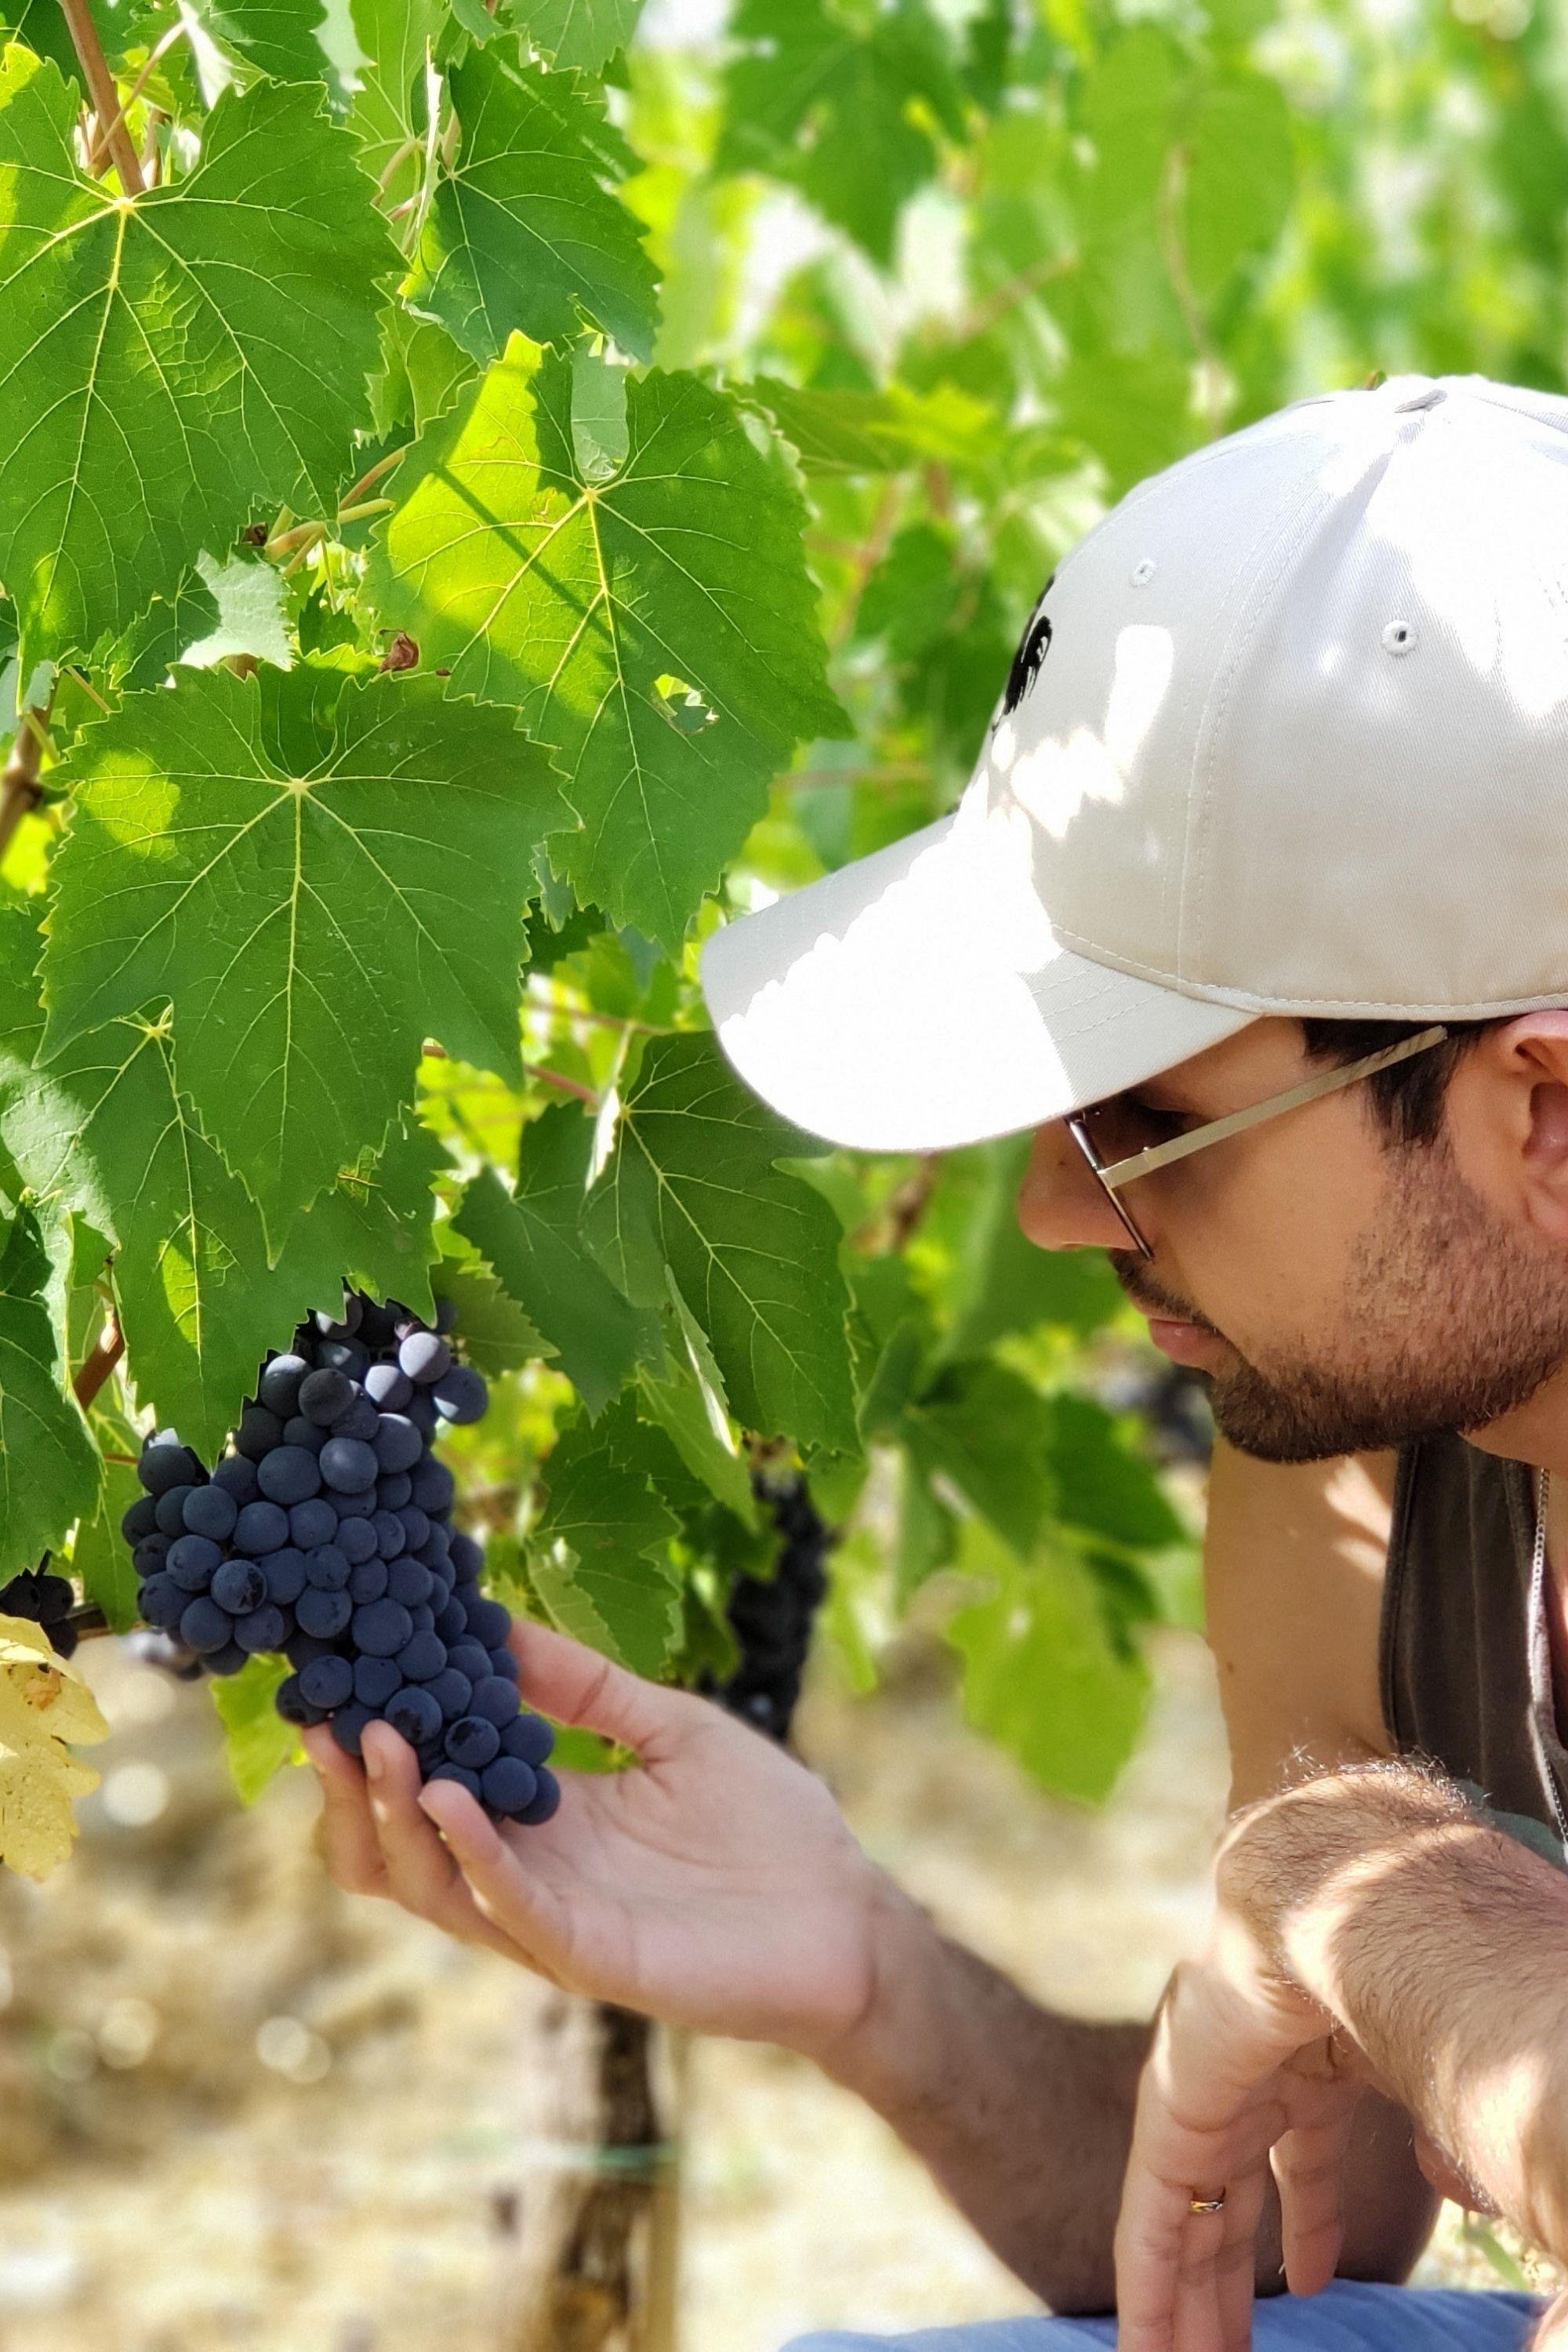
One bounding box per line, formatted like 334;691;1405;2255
1064;1025;1451;1260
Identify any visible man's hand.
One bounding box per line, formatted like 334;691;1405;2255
303;1616;890;2060
1113;1908;1365;2352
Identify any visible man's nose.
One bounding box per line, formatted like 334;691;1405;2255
1015;1121;1138;1253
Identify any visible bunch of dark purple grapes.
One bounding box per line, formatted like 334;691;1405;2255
700;1472;830;1748
0;1568;80;1658
119;1290;559;1828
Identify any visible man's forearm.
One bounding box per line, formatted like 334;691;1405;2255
1220;1764;1568;2263
811;1871;1436;2313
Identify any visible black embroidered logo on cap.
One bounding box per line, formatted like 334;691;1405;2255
1000;572;1056;717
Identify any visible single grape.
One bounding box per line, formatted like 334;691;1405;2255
387;1557;431;1608
335;1515;378;1566
406;1393;438;1438
349;1556;390;1606
299;1367;354;1428
448;1532;483;1581
304;1544;350;1592
258;1354;310;1416
257;1445;324;1506
285;1629;339;1670
445;1714;500;1769
299;1654;354;1711
289;1497;337;1551
398;1330;452;1386
511;1765;561;1827
212;1455;260;1504
372;1415;423;1475
316;1340;369;1381
364;1362;413;1413
206;1641;249;1676
262;1548;308;1608
121;1494;158;1545
183;1485;238;1542
132;1536;172;1577
502;1712;555;1769
166;1534;222;1589
386;1684;442;1746
408;1602;436;1634
137;1436;201;1497
281;1416;327;1456
296;1585;353;1640
481;1756;538;1817
410;1459;456;1517
397;1630;447;1682
154;1483;197;1537
488;1648;521;1683
372;1510;406;1562
234;1405;284;1462
236;1603;287;1655
353;1654;402;1708
426;1762;482;1802
321;1436;379;1493
353;1598;413;1658
447;1639;492;1686
331;1703;374;1758
211;1559;267;1615
331;1485;378;1522
465;1596;511;1650
428;1667;473;1721
335;1396;381;1445
375;1472;412;1514
180;1595;232;1653
398;1506;431;1554
433;1364;488;1425
139;1573;187;1631
469;1674;521;1728
234;1500;290;1557
275;1673;322;1727
434;1597;469;1645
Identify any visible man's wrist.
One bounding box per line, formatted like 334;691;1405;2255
797;1867;950;2114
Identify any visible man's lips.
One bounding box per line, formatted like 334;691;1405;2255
1145;1315;1224;1369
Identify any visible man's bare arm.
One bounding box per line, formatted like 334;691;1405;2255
1219;1762;1568;2263
816;1867;1433;2314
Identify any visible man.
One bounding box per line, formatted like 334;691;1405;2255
305;372;1568;2350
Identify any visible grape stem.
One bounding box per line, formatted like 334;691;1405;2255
60;0;145;194
73;1313;125;1412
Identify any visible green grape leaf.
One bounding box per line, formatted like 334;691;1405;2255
0;1203;97;1570
70;1454;142;1632
0;939;441;1454
370;309;477;440
178;554;293;675
1181;73;1293;300
741;376;994;476
43;664;565;1243
212;1653;299;1802
0;0;156;84
717;0;964;264
186;0;333;87
368;340;845;946
515;0;644;71
583;1034;857;1451
453;1108;655;1413
410;49;659;362
945;1517;1149;1805
635;1364;757;1526
348;0;442;198
924;1134;1123;1357
430;1254;554;1374
1045;1393;1185;1554
529;1399;682;1675
0;57;394;666
899;1358;1056;1559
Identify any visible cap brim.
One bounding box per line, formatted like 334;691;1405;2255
700;809;1254;1152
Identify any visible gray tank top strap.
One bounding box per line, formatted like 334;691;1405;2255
1381;1432;1568;1867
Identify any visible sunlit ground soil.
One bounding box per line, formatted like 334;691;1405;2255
0;1621;1543;2352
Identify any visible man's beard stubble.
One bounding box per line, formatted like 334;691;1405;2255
1109;1134;1568;1465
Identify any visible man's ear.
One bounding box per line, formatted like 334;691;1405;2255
1478;1013;1568;1243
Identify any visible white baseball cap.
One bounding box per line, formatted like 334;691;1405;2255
700;370;1568;1152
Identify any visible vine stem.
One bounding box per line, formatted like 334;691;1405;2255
0;702;52;863
74;1312;125;1411
59;0;144;194
88;16;183;172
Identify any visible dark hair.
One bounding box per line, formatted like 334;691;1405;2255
1299;1018;1495;1148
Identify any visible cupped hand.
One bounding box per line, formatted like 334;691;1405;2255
1113;1913;1366;2352
302;1617;886;2060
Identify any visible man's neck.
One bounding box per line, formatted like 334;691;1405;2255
1462;1359;1568;1482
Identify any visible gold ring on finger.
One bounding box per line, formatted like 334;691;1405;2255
1187;2190;1227;2216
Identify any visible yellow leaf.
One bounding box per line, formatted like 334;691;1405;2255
0;1737;100;1881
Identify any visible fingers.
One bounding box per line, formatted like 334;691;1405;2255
302;1723;390;1896
1272;2099;1359;2296
417;1777;581;1992
508;1619;699;1760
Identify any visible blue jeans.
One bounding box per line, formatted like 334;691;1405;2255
780;2281;1541;2351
